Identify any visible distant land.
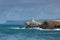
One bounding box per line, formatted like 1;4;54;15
5;20;26;25
4;18;60;24
4;19;46;24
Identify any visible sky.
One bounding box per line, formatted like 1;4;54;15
0;0;60;23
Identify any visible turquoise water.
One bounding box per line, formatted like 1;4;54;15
0;24;60;40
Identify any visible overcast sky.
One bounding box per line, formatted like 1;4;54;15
0;0;60;23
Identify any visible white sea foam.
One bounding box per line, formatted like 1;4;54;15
10;27;25;29
10;27;20;29
27;28;60;31
9;27;60;31
53;29;60;30
34;27;60;31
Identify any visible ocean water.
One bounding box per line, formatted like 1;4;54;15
0;24;60;40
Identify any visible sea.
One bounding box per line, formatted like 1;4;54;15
0;24;60;40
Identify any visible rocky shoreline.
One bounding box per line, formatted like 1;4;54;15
26;19;60;29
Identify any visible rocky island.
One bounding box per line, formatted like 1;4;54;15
26;19;60;29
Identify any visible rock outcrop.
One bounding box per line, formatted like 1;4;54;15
26;20;60;29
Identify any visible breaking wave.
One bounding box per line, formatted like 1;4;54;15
9;27;60;31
